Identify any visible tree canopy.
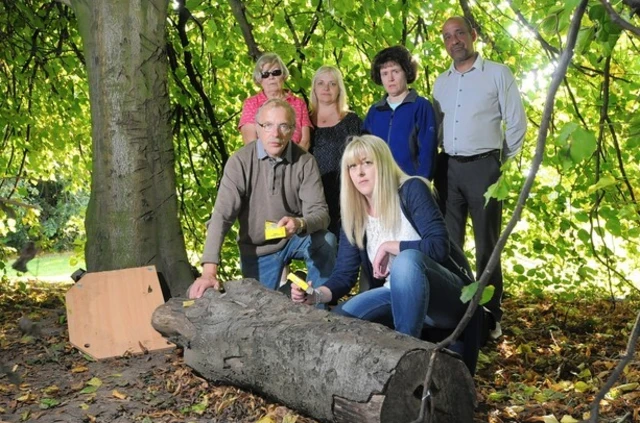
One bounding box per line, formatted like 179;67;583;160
1;0;639;297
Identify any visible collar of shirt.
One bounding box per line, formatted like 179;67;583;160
446;53;485;76
256;139;293;163
256;90;293;102
374;88;418;109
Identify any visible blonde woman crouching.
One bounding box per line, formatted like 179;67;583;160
292;135;470;338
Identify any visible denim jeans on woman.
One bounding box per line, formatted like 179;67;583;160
334;249;466;337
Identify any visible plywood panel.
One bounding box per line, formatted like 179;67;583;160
65;266;173;360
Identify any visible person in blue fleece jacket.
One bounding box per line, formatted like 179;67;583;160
363;45;438;180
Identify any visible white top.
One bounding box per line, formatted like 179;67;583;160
366;209;421;287
433;54;527;159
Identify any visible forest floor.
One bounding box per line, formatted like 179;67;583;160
0;280;638;423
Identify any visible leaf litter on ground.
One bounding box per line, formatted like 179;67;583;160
0;279;638;422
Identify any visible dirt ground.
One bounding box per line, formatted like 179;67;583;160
0;281;638;423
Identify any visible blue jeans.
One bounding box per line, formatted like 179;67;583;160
240;230;337;291
334;249;465;337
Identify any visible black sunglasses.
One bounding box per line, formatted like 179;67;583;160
261;69;283;79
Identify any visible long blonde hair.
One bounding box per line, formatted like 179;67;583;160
340;135;412;249
309;65;350;118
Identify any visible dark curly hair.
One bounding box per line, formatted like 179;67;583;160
371;45;418;85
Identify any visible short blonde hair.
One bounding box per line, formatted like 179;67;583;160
309;65;350;117
253;53;290;85
340;135;413;249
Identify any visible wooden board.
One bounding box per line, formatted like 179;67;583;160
65;265;174;360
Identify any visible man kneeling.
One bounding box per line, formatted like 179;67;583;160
188;99;336;299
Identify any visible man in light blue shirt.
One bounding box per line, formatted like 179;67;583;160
433;16;527;338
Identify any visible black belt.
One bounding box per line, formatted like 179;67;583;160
446;149;500;163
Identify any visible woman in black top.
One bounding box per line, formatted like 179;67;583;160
309;65;362;237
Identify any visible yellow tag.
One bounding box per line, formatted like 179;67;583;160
265;221;286;240
182;300;195;307
287;273;312;294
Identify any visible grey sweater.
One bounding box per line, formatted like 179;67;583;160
202;141;329;263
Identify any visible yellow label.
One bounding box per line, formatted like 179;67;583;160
287;273;312;294
182;300;195;307
265;221;286;240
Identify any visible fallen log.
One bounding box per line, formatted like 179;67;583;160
152;279;476;423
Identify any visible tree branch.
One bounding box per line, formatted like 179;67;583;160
600;0;640;39
411;1;590;421
459;0;498;52
589;309;640;422
509;0;560;56
227;0;262;61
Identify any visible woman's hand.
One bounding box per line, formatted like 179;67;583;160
290;279;308;303
291;281;332;305
373;241;400;279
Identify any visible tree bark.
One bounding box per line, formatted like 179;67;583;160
152;279;477;423
70;0;193;297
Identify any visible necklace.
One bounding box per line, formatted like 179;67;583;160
316;109;339;127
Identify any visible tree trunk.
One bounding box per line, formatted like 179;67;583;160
71;0;193;297
152;279;477;423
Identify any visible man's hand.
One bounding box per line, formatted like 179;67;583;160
277;216;302;239
188;275;219;299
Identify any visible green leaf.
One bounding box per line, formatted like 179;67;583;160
587;175;617;193
484;177;510;205
604;218;622;236
480;285;495;305
460;282;494;305
190;395;209;415
80;385;99;394
564;0;581;10
460;282;478;303
39;398;60;409
577;229;590;244
487;391;508;401
557;122;579;144
575;26;595;55
574;381;591;393
588;4;606;21
568;128;597;163
574;211;589;223
87;377;102;387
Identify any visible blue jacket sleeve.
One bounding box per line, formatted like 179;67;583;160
417;99;438;180
398;178;450;262
362;107;374;135
322;227;362;300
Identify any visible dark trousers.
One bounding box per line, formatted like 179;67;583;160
434;152;504;321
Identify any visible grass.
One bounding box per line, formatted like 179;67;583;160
2;251;85;282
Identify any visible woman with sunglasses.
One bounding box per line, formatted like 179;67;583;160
239;53;312;150
309;65;362;238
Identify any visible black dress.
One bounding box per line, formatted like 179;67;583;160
311;112;362;237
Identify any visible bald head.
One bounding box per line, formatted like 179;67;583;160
441;16;478;72
443;16;474;33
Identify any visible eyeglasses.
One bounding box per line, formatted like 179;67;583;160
257;122;294;134
261;69;283;79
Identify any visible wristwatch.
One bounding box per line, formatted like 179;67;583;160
296;218;306;234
